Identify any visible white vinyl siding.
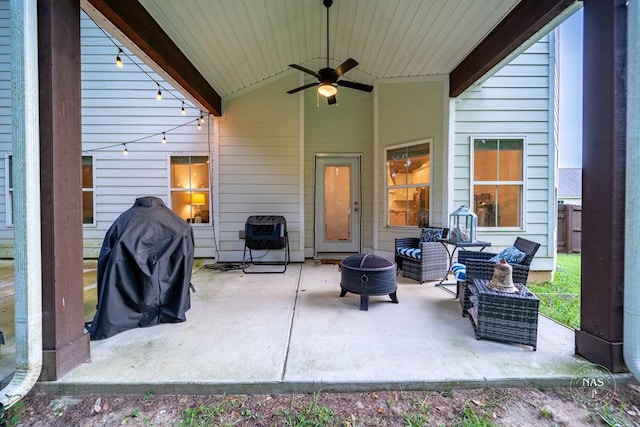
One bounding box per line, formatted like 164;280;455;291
376;78;448;256
0;3;559;273
217;75;302;262
454;35;556;271
303;86;373;256
80;13;214;257
0;1;11;255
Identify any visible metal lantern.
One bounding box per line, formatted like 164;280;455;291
448;205;477;243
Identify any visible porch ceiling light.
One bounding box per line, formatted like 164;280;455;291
318;83;337;97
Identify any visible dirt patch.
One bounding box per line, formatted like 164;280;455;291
4;384;640;426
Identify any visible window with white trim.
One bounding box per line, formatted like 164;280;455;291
385;140;431;227
6;155;96;226
82;155;95;225
472;137;524;228
169;155;210;224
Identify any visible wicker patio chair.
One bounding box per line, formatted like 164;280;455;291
456;237;541;317
394;227;449;283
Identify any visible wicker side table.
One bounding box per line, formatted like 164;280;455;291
468;278;540;350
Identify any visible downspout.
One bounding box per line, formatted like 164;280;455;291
625;0;640;382
0;0;43;407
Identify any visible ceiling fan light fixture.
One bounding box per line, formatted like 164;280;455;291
318;83;337;97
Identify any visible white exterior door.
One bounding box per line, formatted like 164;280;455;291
315;155;361;254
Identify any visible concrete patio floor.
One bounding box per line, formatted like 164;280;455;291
0;260;631;396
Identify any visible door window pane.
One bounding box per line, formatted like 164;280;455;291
324;165;350;241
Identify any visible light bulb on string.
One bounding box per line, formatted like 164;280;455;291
197;119;202;131
116;48;123;68
181;102;186;116
162;132;166;144
156;83;162;100
123;144;128;155
199;111;205;123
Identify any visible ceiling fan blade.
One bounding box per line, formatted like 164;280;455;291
337;80;374;92
289;64;320;79
286;82;319;94
333;58;358;78
327;95;337;105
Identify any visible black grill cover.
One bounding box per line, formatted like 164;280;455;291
88;196;195;340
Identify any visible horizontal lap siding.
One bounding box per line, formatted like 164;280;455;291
80;14;214;258
303;87;373;255
0;2;11;255
377;79;447;255
454;35;555;271
218;75;301;262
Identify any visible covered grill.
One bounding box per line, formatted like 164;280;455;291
242;215;290;273
339;254;398;310
88;196;194;340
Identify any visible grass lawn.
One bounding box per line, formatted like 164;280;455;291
528;253;581;329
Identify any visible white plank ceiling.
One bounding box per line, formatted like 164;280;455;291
136;0;521;99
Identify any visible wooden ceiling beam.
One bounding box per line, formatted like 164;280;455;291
449;0;577;97
85;0;222;116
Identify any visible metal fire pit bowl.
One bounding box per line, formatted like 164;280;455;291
339;254;398;311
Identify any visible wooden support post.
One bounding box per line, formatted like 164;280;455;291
575;0;627;373
37;0;90;380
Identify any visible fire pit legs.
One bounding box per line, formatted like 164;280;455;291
340;288;399;311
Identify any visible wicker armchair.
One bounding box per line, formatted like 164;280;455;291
395;228;449;283
456;237;541;317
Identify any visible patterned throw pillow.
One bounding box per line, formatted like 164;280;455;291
489;246;527;264
420;227;444;243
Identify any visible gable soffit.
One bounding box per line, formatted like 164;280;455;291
83;0;578;115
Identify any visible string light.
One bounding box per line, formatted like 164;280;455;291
83;14;212;155
116;48;123;68
92;15;203;117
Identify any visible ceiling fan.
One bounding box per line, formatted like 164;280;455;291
286;0;373;105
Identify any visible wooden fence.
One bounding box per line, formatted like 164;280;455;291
557;203;581;253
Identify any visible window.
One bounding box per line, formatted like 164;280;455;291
5;155;13;227
82;155;95;225
170;155;210;224
472;138;524;228
6;155;96;226
386;140;431;227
